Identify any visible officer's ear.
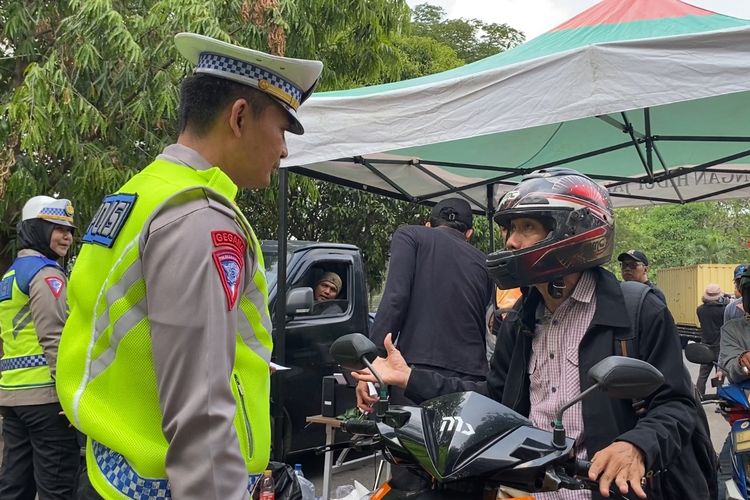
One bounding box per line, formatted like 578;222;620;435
228;98;249;138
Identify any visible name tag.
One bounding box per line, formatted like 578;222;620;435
82;193;138;248
0;276;13;301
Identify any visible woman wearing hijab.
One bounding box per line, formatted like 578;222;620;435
0;196;80;499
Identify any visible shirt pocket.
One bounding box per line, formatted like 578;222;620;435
565;346;580;367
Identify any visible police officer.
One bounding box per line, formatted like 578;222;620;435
0;196;79;499
55;34;322;499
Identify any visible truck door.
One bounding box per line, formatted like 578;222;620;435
278;251;362;454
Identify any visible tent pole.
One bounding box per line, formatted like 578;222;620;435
486;183;495;253
272;168;289;460
644;107;654;176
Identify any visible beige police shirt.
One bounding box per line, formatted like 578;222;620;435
141;144;259;500
0;249;66;406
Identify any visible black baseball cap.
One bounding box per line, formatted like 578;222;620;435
617;250;649;266
431;198;473;228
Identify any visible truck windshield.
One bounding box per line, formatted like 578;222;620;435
263;250;280;289
262;247;292;290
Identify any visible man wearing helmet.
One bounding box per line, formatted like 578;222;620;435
719;268;750;382
723;264;749;323
354;168;714;499
0;196;80;499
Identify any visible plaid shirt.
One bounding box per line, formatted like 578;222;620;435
529;271;597;500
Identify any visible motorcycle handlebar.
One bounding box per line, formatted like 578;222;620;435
341;419;379;436
573;459;591;477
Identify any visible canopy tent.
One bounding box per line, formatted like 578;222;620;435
283;0;750;212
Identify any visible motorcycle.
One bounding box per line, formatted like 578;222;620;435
325;333;664;500
686;342;750;500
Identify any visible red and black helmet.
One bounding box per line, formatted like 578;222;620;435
487;167;614;289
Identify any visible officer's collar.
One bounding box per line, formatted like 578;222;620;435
157;144;213;171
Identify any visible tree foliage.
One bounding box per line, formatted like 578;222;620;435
410;3;524;63
0;0;411;271
608;200;750;281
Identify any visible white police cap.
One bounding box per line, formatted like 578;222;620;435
22;195;75;228
174;33;323;135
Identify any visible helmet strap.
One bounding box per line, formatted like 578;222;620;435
547;279;566;299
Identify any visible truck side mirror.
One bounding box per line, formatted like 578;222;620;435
286;287;313;317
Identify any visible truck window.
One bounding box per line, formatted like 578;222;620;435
294;263;351;317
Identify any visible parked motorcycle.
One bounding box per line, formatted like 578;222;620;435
686;342;750;500
327;333;664;499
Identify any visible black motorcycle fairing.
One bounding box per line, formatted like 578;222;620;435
396;392;533;480
376;407;423;465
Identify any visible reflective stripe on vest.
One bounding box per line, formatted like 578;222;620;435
0;354;48;372
56;158;273;497
91;440;261;499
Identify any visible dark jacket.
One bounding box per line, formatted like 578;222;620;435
645;280;667;304
405;267;711;499
370;225;493;377
696;300;727;346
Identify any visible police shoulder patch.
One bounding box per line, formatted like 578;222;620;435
213;249;244;311
82;193;138;248
211;230;246;254
44;276;64;299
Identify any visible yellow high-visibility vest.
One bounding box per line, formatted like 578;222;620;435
57;158;273;498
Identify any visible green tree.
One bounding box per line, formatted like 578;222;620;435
410;3;524;63
0;0;412;271
610;200;750;282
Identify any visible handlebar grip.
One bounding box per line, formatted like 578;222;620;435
573;459;591;476
341;419;378;436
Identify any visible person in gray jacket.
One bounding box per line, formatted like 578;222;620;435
719;268;750;382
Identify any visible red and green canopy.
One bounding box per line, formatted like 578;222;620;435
285;0;750;208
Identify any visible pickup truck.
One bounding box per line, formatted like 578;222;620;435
261;240;370;457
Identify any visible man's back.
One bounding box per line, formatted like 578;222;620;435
370;225;493;377
696;300;725;346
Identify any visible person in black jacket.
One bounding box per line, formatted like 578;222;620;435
354;168;714;500
695;283;727;395
367;198;494;400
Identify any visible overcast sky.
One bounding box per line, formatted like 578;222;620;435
404;0;750;40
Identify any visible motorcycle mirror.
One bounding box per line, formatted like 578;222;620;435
552;356;663;449
588;356;664;400
329;333;390;418
685;342;718;365
329;333;377;371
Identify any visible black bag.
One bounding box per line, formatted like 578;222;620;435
617;281;718;499
250;461;302;500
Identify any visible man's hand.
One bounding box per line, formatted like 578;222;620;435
588;441;647;498
355;381;379;412
351;333;412;410
739;351;750;374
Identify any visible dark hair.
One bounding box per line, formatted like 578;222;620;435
428;216;469;233
178;74;278;135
